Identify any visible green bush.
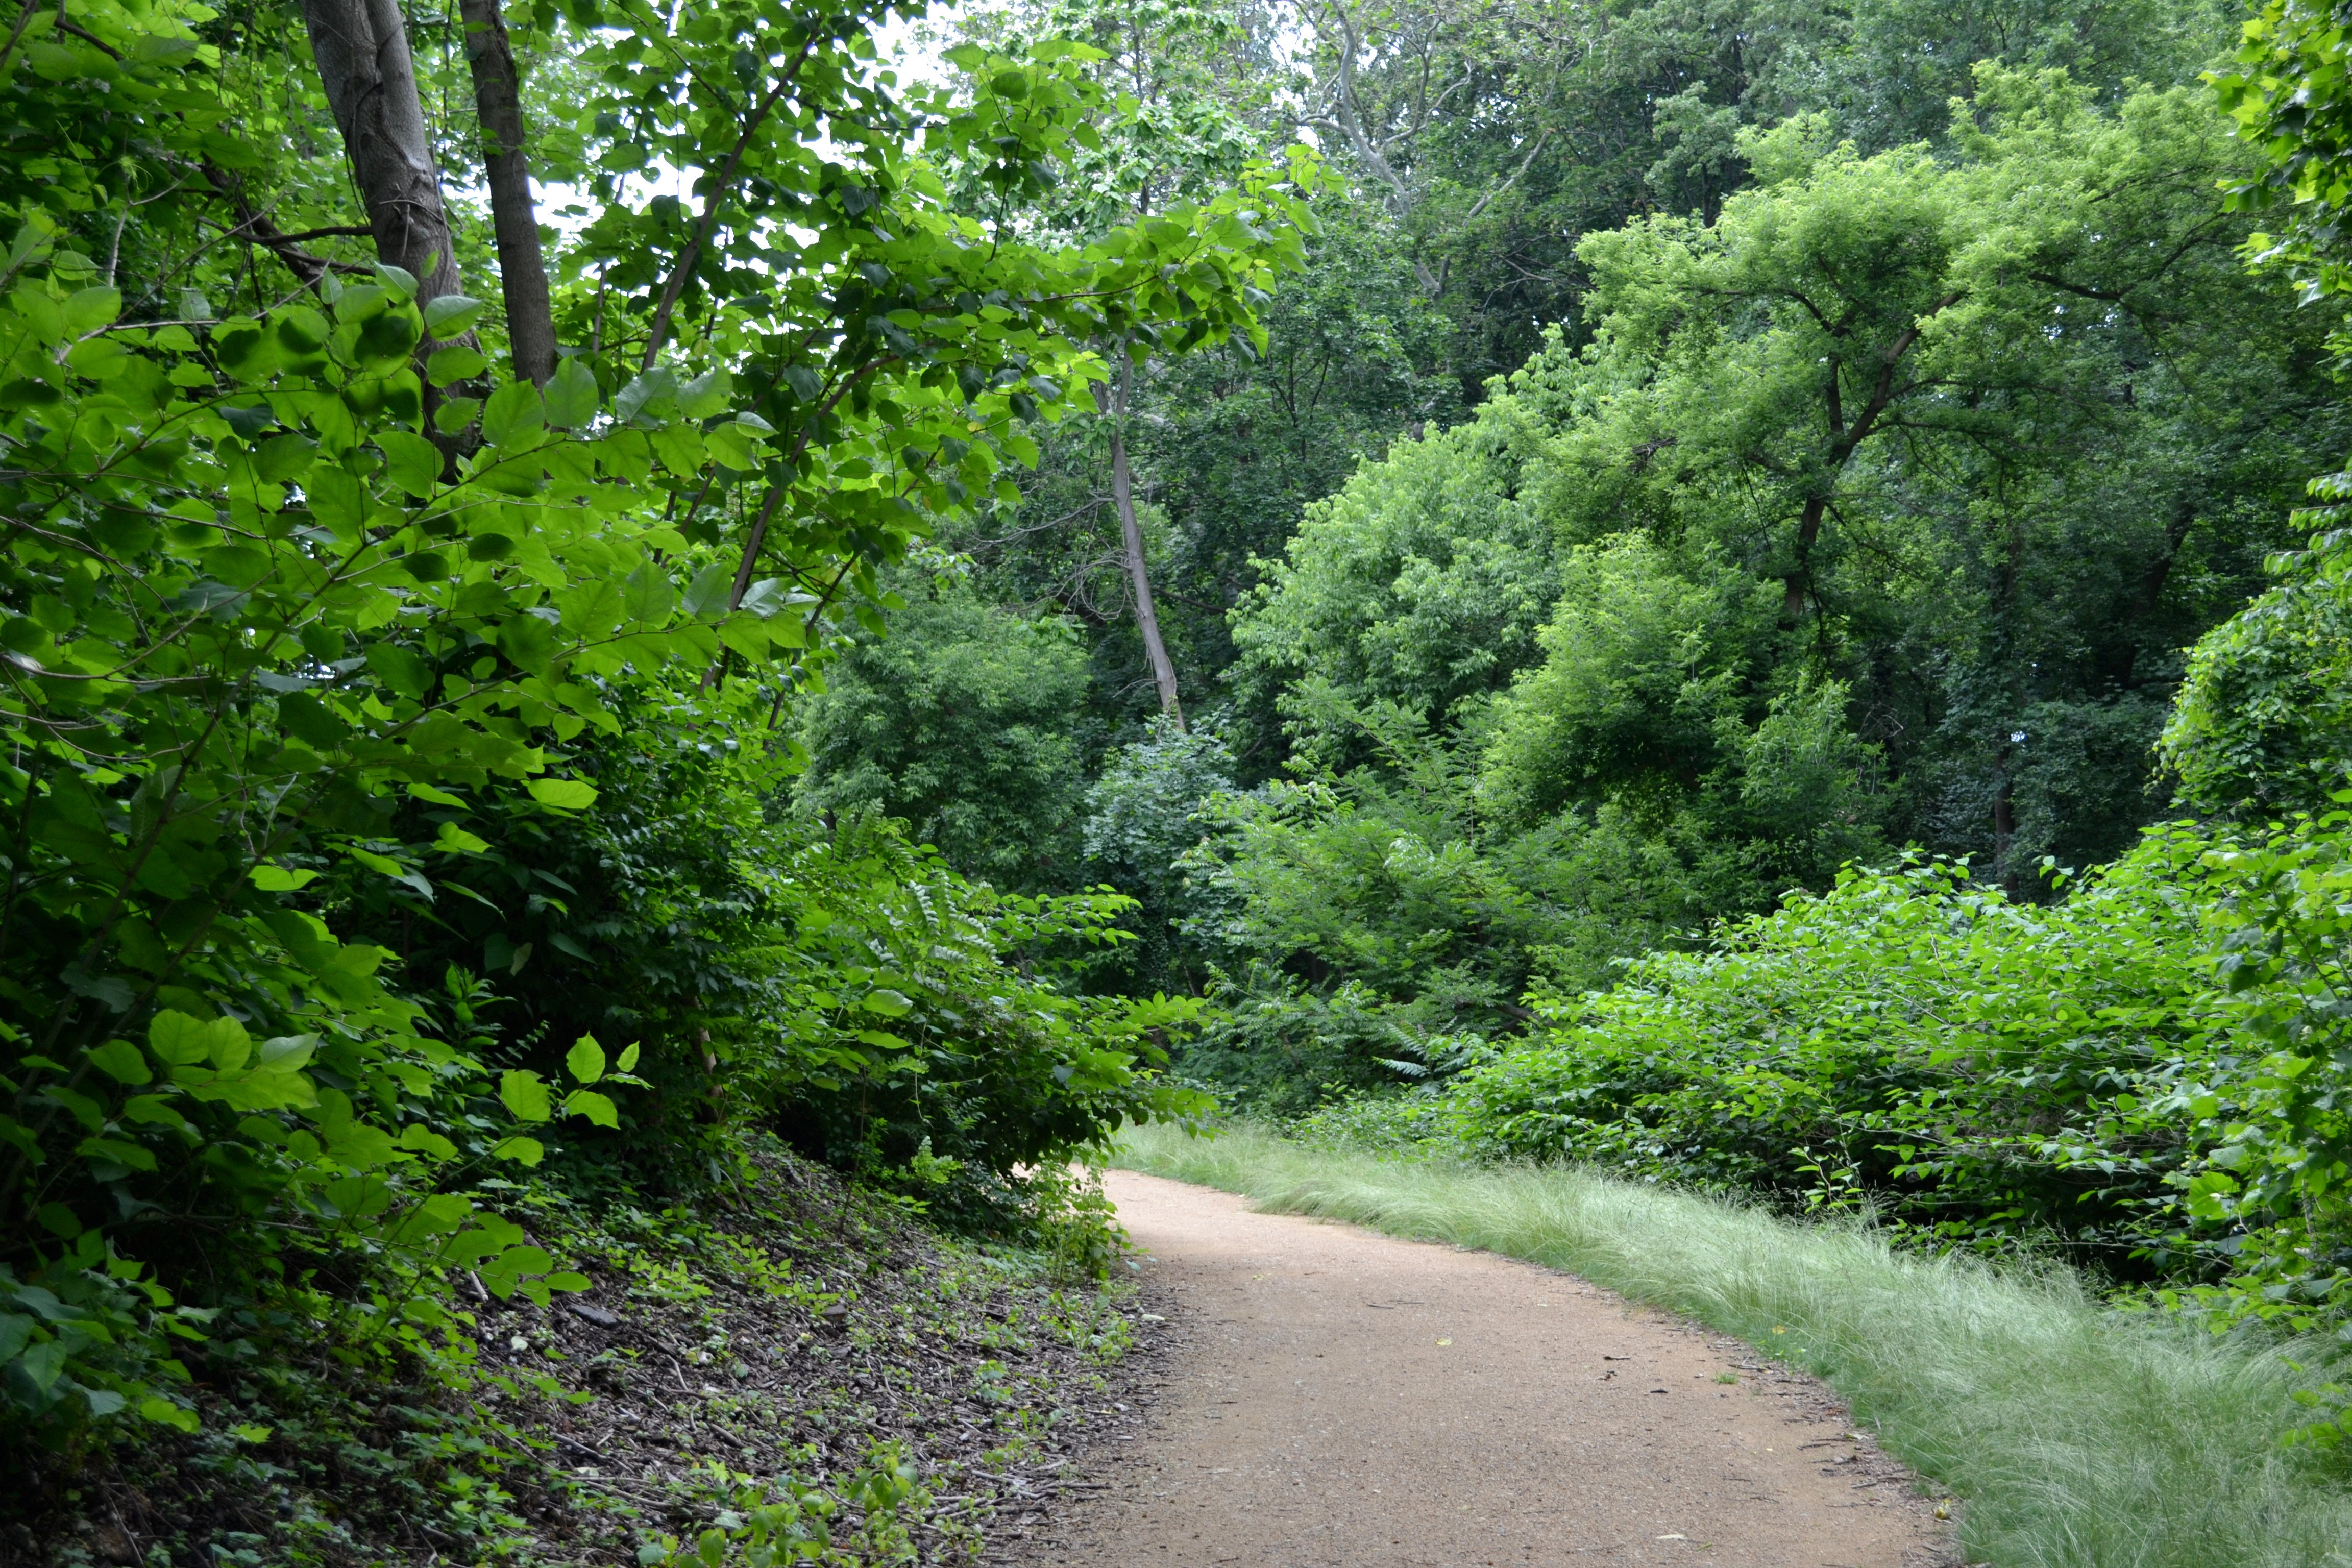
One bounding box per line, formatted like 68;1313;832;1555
1081;717;1238;993
2161;499;2352;819
1440;845;2230;1271
795;572;1092;891
0;0;1304;1449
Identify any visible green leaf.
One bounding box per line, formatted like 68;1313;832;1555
353;307;421;367
716;615;770;660
17;1340;66;1394
249;864;320;891
481;380;545;447
427;345;488;387
64;286;121;335
148;1011;216;1066
423;294;485;336
562;1088;619;1128
255;433;317;482
306;467;366;538
275;306;328;356
78;1135;158;1171
615;366;677;422
63;338;129;378
566;1035;606;1084
86;1039;151;1086
205;1015;252;1071
254;1035;315;1074
704;420;760;471
349;847;433;900
681;562;732;620
495;612;557;676
407;782;468;807
484;1244;553;1283
364;643;432;698
621;564;675;623
491;1135;545;1166
678;368;731;419
433;821;490;854
139;1396;200;1432
121;1096;186;1129
545;357;600;428
326;1124;397;1169
617;1042;641;1073
215;320;281;382
527;778;598;812
378;430;442;498
862;988;915;1017
500;1068;551;1123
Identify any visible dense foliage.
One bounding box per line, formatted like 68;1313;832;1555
32;0;2352;1513
0;0;1309;1459
823;0;2352;1358
795;568;1092;890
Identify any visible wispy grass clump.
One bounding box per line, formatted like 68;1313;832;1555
1115;1122;2352;1568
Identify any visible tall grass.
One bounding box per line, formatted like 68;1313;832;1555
1114;1122;2352;1568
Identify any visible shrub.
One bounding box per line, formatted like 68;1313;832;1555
1442;844;2233;1273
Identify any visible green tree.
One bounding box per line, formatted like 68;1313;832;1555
2212;0;2352;341
1289;0;2233;390
1082;717;1239;989
1226;351;1570;763
797;574;1093;889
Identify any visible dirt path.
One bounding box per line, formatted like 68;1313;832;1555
1028;1171;1951;1568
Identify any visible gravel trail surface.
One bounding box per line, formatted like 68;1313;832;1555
1033;1170;1952;1568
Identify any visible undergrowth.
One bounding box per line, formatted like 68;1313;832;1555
6;1140;1142;1567
1117;1121;2352;1568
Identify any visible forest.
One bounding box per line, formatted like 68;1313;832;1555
13;0;2352;1556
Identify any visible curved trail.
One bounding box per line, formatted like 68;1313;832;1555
1035;1171;1950;1568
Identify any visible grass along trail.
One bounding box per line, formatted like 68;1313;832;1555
1028;1168;1949;1568
1106;1125;2352;1568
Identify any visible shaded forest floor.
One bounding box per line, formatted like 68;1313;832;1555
8;1148;1158;1566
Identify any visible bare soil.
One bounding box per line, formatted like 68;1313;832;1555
1022;1171;1956;1568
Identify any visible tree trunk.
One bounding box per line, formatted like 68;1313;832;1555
458;0;554;387
301;0;463;306
1111;354;1182;728
301;0;474;439
1783;493;1827;620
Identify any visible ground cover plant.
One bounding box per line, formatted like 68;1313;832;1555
5;1137;1149;1565
1118;1121;2352;1568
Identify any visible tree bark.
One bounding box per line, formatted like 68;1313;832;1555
301;0;464;308
301;0;476;443
458;0;554;387
1780;292;1962;620
1992;757;2016;887
1784;493;1827;621
1110;354;1183;728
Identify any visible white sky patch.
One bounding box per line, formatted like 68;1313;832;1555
527;5;965;257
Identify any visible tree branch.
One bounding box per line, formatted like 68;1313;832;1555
640;35;820;370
